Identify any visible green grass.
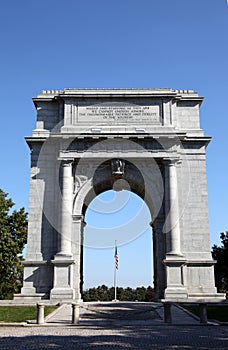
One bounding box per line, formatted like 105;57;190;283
0;306;58;323
182;304;228;322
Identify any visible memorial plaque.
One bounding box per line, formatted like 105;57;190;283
77;102;160;124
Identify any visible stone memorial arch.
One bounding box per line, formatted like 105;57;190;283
15;88;225;302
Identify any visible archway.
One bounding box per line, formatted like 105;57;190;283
82;189;153;297
18;88;224;302
71;156;165;301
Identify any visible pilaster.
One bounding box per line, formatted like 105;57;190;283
72;214;86;301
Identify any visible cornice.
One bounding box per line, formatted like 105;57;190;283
32;88;203;103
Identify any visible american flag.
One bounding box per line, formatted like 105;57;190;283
115;245;118;270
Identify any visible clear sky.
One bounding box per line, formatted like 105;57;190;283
0;0;227;289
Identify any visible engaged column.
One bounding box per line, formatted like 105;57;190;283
58;160;73;256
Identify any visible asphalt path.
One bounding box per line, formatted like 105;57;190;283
0;302;227;349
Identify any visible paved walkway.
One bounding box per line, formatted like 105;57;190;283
0;302;227;349
45;302;200;326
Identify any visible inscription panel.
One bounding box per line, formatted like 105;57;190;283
76;102;161;124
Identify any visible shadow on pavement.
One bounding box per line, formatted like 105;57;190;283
80;302;162;321
0;325;228;349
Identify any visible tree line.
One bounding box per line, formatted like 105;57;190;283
211;231;228;293
0;189;27;299
82;285;154;302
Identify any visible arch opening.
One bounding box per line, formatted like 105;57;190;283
82;189;155;300
73;158;164;223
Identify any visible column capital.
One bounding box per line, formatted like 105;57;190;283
163;158;181;166
61;159;74;167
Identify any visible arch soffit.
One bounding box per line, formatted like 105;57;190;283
73;175;159;220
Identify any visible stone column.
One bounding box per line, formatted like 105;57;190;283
58;160;73;257
164;159;182;256
163;159;187;300
72;215;86;301
50;159;74;300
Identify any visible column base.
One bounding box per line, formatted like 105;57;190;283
187;293;226;302
163;254;187;301
165;252;184;259
164;286;188;301
54;252;73;259
13;293;47;302
51;257;75;301
50;288;75;300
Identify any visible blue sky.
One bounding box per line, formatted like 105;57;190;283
0;0;227;289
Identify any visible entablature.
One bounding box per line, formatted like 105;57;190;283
31;88;204;136
58;150;180;160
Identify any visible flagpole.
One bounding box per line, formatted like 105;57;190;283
114;263;117;301
114;240;117;302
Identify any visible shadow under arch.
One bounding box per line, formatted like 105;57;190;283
73;159;164;220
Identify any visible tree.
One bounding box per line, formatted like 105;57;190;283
145;286;155;301
120;287;134;301
87;287;99;301
82;285;155;302
82;290;91;302
108;286;116;300
97;284;109;301
212;231;228;293
135;286;146;301
0;189;27;299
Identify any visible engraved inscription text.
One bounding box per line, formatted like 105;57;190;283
77;104;160;124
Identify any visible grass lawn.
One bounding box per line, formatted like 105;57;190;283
0;305;58;323
182;304;228;322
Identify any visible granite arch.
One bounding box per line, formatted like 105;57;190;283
16;88;225;302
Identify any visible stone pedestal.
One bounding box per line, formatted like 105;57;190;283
50;258;75;300
163;256;188;300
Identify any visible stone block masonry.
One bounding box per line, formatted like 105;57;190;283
14;88;225;302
